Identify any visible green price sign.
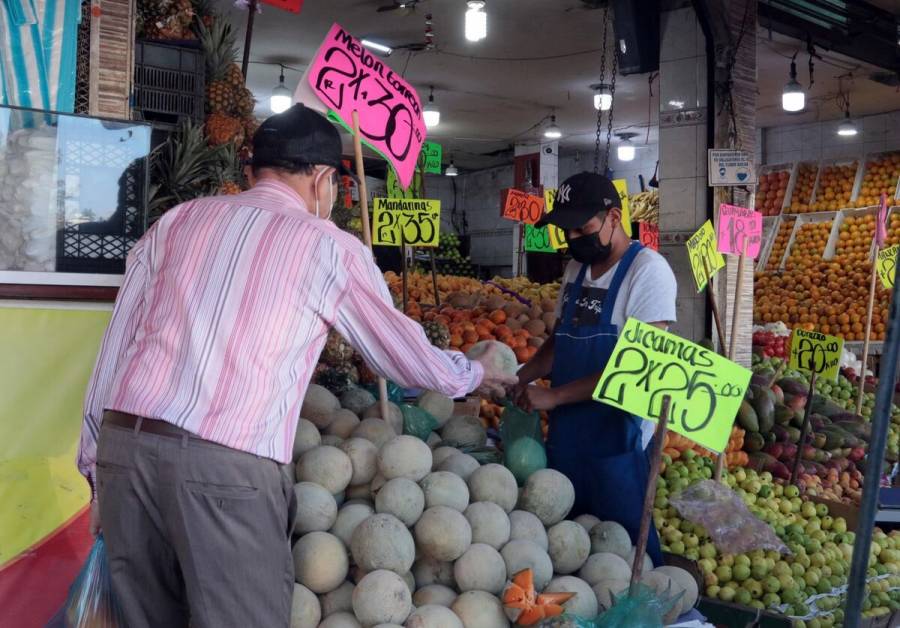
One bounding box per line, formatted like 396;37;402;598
789;328;843;382
524;224;555;253
422;142;442;174
592;318;751;453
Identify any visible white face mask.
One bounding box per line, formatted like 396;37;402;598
313;166;335;220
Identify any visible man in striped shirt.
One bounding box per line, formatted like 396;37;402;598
77;104;515;628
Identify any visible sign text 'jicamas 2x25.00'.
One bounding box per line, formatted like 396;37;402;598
372;197;440;247
593;318;751;453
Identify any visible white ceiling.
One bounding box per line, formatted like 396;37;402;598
215;0;900;171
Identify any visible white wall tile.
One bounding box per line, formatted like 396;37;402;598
660;58;702;112
661;8;698;62
763;110;900;164
659;176;696;232
660;124;698;179
782;129;802;152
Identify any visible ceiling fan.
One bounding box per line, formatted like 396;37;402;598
377;0;421;13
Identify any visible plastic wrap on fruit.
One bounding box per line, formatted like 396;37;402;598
669;480;790;555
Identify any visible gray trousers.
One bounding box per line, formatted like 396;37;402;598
96;421;296;627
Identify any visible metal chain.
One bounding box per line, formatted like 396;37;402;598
593;8;610;174
604;50;618;173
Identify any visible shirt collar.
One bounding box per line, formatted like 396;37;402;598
240;179;310;216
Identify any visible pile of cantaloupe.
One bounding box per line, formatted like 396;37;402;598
287;384;699;628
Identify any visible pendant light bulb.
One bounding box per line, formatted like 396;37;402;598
544;115;562;139
782;61;805;112
837;111;858;137
423;86;440;129
616;132;637;162
465;1;487;42
593;85;612;111
270;65;291;114
445;159;458;176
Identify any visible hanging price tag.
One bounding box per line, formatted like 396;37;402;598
877;245;897;290
639;222;659;251
372;198;441;247
543;188;567;249
524;224;555;253
789;328;843;382
501;189;544;224
592;318;751;453
686;220;725;292
422;141;442;174
717;204;762;257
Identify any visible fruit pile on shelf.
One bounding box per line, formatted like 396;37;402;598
421;234;476;278
784;220;833;270
855;153;900;208
808;163;856;213
788;164;819;214
764;218;795;270
756;170;789;216
833;214;876;263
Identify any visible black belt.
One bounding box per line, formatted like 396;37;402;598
104;411;198;440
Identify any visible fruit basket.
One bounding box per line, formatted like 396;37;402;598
808;159;861;213
824;208;879;264
786;162;820;214
755;164;794;217
761;217;797;271
782;213;835;271
854;151;900;208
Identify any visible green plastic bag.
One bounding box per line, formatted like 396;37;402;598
362;380;404;405
401;404;439;441
500;401;546;485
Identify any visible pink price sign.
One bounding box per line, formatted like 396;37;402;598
307;23;426;189
717;203;762;258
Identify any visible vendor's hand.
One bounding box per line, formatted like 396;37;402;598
471;344;519;399
522;385;559;412
89;499;101;537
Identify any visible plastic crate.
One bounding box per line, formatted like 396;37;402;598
133;41;205;125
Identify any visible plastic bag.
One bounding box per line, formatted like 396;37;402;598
544;583;681;628
62;534;125;628
400;404;439;441
500;402;546;485
669;480;790;555
361;380;404;404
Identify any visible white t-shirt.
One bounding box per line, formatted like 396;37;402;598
553;247;678;448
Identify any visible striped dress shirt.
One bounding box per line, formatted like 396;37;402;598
77;179;483;489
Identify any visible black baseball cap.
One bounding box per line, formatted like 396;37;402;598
536;171;621;229
251;103;354;177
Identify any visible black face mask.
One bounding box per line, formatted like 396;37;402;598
568;219;613;265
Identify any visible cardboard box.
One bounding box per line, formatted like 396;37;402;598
806;495;860;531
697;597;790;627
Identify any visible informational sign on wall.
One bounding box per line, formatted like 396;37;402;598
708;149;755;186
372;198;440;247
593;318;751;453
686;220;725;292
877;245;897;290
305;23;426;189
789;328;844;382
717;203;762;258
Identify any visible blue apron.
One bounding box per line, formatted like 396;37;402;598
546;241;663;566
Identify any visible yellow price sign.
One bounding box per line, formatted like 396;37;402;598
789;328;843;382
372;198;441;247
612;179;631;237
592;318;751;453
877;245;897;290
543;188;567;250
686;220;725;292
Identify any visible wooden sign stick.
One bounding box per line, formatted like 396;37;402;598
703;257;728;354
630;395;670;592
417;156;441;309
856;248;880;415
352;111;390;421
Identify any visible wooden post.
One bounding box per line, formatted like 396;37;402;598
430;250;441;308
856;252;880;415
240;0;258;82
630;395;670;592
352;111;390;421
791;372;818;485
401;231;409;314
703;257;728;354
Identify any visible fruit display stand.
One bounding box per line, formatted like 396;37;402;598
787;163;821;214
853;152;900;209
806;159;861;214
761;217;797;271
756;163;796;217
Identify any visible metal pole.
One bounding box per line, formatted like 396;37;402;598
240;0;257;82
845;247;900;627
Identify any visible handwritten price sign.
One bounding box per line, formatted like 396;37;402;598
686;220;726;292
593;318;751;453
501;189;544;224
524;224;555;253
612;179;632;237
639;222;659;251
789;328;843;382
877;245;897;290
307;24;426;189
543;188;567;249
372;198;440;247
422;141;442;174
717;204;762;257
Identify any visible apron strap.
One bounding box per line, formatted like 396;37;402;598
599;241;644;326
560;262;590;327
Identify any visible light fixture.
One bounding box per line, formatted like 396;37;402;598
270;65;291;114
361;39;393;56
592;84;612;111
837;111;857;137
445;159;458;176
423;86;440;128
782;60;805;112
465;0;487;42
616;132;638;162
543;115;562;139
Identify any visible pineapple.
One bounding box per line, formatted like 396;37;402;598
226;63;245;89
218;181;241;195
321;331;355;368
198;19;239;114
205;113;244;146
315;365;359;396
236;87;256;117
422;321;451;350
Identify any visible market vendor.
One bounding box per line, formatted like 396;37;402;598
75;104;516;628
515;171;677;566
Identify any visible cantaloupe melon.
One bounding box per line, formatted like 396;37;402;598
321;581;355;617
322;435;346;447
328;409;362;439
400;571;416;595
499;539;553;590
573;514;601;532
641;570;680;623
426;432;441;448
431;446;461;469
578;552;632;586
626;547;653;576
363;402;404;435
653;566;698;615
412;585;458;608
453;543;507;594
352;570;412;627
589;521;631;559
418;391;455;426
545;576;598;619
331;502;374;547
592;578;630;612
375;478;425;527
293;418;322;461
353;419;397;449
351;514;415;574
467;464;518;513
415;506;472;562
450;591;508;628
405;604;464;628
547;521;591;574
378;436;433;482
412;557;456;589
507;510;548;550
291;583;322;628
293;482;338;534
464;502;510;550
297;446;353;494
437;453;480;480
465;341;518;377
302;384;341;429
440;417;486;449
340;438;379;487
517;469;574;525
292;532;348;594
341;387;377;417
420;472;470;512
320;612;362;628
346;484;373;501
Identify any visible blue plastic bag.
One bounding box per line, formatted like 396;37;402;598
62;534;124;627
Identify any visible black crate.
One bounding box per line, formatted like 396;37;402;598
133;40;205;125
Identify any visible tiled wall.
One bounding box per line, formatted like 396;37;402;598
558;143;659;197
761;111;900;166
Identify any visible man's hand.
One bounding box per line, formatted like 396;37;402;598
89;500;101;537
521;385;560;412
471;344;519;399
